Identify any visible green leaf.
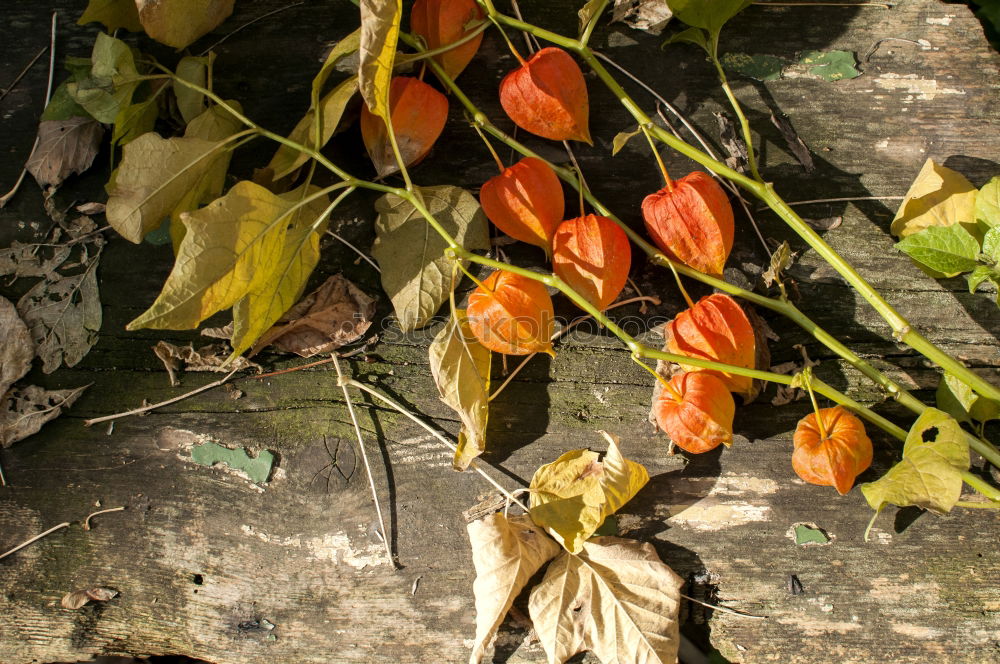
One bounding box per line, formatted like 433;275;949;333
40;80;93;122
793;523;829;545
136;0;235;49
190;441;274;484
175;55;211;125
982;226;1000;263
977;176;1000;229
720;52;788;81
359;0;401;121
77;0;143;33
936;373;1000;425
67;32;141;124
891;158;978;239
111;89;161;148
894;224;979;277
798;49;860;82
429;310;491;471
611;126;642;155
667;0;750;35
578;0;607;36
859;408;970;516
128;181;330;359
662;26;710;53
371;185;489;330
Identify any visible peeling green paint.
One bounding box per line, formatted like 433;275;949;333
190;442;275;484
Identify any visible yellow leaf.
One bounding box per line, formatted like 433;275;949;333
467;513;560;663
529;432;649;553
891;158;977;238
136;0;235;49
175;54;213;125
78;0;142;33
429;310;491;470
359;0;401;121
528;537;684;664
127;182;330;358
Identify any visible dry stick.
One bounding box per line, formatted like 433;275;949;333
780;195;905;208
680;593;768;620
332;355;395;568
0;506;126;561
0;45;48;104
83;367;241;426
0;12;57;208
325;230;382;273
199;2;306;55
82;506;126;530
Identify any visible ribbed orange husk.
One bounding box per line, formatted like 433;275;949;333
467;270;555;355
552;214;631;311
479;157;564;251
666;293;756;398
410;0;484;80
653;372;735;454
641;171;734;276
499;47;591;144
792;406;873;495
360;76;449;177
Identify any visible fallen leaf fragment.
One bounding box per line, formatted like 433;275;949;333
252;274;375;358
467;512;560;663
0;296;34;396
1;385;87;448
153;341;261;387
61;587;119;610
528;536;683;664
25;118;104;188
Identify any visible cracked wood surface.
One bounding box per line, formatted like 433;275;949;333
2;1;999;662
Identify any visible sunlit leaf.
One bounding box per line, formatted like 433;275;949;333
936;373;1000;425
798;49;860;82
528;536;684;664
136;0;235;49
894;224;979;277
890;158;978;238
78;0;143;32
359;0;402;121
429;310;491;470
976;176;1000;228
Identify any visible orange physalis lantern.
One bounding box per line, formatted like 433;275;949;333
479;157;564;252
792;406;873;495
410;0;485;80
499;47;591;144
641;171;734;276
653;372;735;454
360;76;449;178
552;214;631;311
666;293;757;399
467;270;555;356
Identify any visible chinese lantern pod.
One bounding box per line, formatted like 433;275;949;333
410;0;485;80
360;76;449;178
499;47;592;144
666;293;756;398
467;270;555;356
479;157;565;251
792;406;873;495
552;214;631;311
653;372;735;454
641;171;735;276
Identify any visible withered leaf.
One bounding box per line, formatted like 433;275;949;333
78;0;143;32
252;274;375;358
25;118;104;188
528;536;684;664
359;0;402;121
0;296;34;395
891;158;977;239
153;341;262;387
467;513;560;663
611;0;673;35
175;55;212;125
770;111;814;172
60;587;119;610
1;384;87;448
0;241;71;280
137;0;235;49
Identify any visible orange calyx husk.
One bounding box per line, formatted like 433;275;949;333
360;76;449;178
498;47;591;144
792;405;873;495
466;270;555;356
552;214;631;311
665;293;757;399
479;156;565;252
410;0;485;80
652;372;735;454
641;171;734;276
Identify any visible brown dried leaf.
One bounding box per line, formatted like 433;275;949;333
0;241;71;279
25;118;104;189
611;0;673;34
60;587;118;610
136;0;235;49
153;341;261;387
0;296;34;395
1;384;87;448
75;202;107;215
770;112;814;172
251;275;375;358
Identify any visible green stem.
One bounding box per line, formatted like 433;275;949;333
961;471;1000;503
397;20;489;66
708;35;761;181
579;0;609;46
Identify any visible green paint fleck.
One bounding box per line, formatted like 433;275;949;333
799;49;860;82
720;52;788;81
144;217;173;245
794;523;830;545
190;442;274;484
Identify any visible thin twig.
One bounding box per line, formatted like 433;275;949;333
508;0;541;54
0;522;70;561
199;2;306;55
82;506;126;531
680;593;768;619
332;355;396;568
326;230;381;273
780;195;905;208
753;1;890;7
865;37;926;62
83;367;241;426
0;45;48;104
0;459;6;487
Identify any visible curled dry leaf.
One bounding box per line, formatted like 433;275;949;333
0;296;34;396
410;0;485;80
1;384;87;448
652;371;735;453
552;214;631;311
611;0;674;35
252;274;375;358
499;47;591;144
136;0;235;49
467;512;560;663
466;270;555;356
479;157;565;252
642;171;735;276
429;310;491;470
360;76;449;178
61;587;119;610
528;432;648;553
153;341;262;387
665;293;756;399
528;536;683;664
792;405;873;495
26;117;105;189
